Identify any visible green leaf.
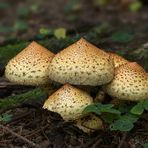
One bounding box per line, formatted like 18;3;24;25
30;4;39;12
93;23;109;35
120;113;139;123
144;143;148;148
111;32;134;43
0;2;10;9
117;103;132;113
83;103;121;116
101;113;119;123
83;104;101;115
102;108;121;115
129;0;142;12
39;28;52;36
93;0;109;6
66;14;77;22
64;0;81;12
17;7;30;17
110;119;134;131
143;100;148;110
0;26;13;33
54;28;67;39
0;114;13;122
98;103;121;115
14;21;28;32
130;101;144;115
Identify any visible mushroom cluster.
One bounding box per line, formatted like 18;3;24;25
4;38;148;133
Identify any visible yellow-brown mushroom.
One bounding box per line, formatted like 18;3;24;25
48;38;114;86
43;84;93;121
5;41;54;85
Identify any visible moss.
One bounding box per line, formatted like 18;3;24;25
0;42;29;65
0;88;48;111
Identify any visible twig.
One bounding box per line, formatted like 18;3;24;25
110;132;120;148
83;135;101;148
118;132;128;148
5;111;31;125
91;138;102;148
0;124;39;148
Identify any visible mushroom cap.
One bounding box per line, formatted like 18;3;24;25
49;38;114;86
127;62;146;72
108;52;129;67
103;62;148;101
43;84;93;121
75;114;103;133
5;41;55;85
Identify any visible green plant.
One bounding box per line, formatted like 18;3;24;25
39;27;53;36
83;100;148;132
93;0;109;7
64;0;81;12
111;31;134;43
14;20;29;32
17;7;31;17
0;2;10;9
144;143;148;148
129;0;142;12
0;113;13;122
54;28;67;40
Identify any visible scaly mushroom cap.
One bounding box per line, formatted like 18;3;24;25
108;52;129;67
127;62;146;72
43;84;93;121
5;41;55;85
103;62;148;101
49;38;114;86
75;114;103;133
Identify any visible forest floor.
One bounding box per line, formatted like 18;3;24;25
0;0;148;148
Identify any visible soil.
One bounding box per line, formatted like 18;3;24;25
0;0;148;148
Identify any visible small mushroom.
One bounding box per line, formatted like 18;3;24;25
5;41;55;85
75;114;103;133
49;38;114;86
108;52;129;67
43;84;93;121
103;62;148;101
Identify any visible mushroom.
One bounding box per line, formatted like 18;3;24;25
5;41;55;85
43;84;93;121
75;114;103;133
48;38;114;86
103;62;148;101
108;52;129;67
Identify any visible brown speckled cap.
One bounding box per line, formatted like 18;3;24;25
103;62;148;101
108;52;129;68
43;84;93;121
5;41;55;85
49;38;114;86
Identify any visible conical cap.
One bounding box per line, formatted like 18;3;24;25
104;62;148;101
43;84;93;121
5;41;55;85
49;38;114;86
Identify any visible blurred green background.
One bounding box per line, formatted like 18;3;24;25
0;0;147;43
